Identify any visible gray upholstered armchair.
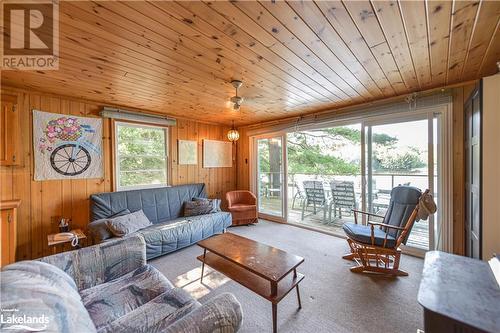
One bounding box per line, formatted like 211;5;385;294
1;235;243;332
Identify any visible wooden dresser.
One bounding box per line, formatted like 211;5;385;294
1;199;21;267
418;251;500;333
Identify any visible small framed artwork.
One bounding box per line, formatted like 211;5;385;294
178;140;197;165
203;139;232;168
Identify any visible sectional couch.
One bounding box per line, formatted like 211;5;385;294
0;235;242;332
88;183;232;259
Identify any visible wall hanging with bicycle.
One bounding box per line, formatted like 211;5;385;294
33;110;103;180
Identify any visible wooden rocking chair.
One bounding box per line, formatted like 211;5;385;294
342;186;430;276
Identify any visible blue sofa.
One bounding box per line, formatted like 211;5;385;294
0;235;242;333
88;184;232;260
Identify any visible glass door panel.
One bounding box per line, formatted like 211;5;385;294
257;137;284;218
365;118;434;250
285;124;362;234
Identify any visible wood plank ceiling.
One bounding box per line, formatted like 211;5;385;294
2;1;499;125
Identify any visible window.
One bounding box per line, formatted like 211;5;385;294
114;122;168;191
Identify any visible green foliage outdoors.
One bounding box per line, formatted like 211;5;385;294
259;127;426;177
372;147;426;172
287;144;359;175
117;125;167;187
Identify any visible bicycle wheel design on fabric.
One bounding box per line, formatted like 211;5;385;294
50;144;91;176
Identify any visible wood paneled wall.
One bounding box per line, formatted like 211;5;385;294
236;83;477;255
170;119;236;201
0;87;235;260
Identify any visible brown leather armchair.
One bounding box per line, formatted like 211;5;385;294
226;190;258;226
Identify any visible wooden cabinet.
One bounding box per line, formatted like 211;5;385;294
481;73;500;259
1;200;20;267
1;94;21;166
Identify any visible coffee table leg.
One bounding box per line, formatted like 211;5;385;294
271;282;278;333
294;269;302;309
200;249;206;283
296;285;302;309
272;303;277;333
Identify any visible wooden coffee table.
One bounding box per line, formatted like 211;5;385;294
197;233;304;333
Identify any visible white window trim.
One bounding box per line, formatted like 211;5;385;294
114;121;169;191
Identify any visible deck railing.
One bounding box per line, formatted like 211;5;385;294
259;171;434;200
258;172;432;250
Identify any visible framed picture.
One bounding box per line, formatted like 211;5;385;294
203;139;232;168
178;140;197;165
33;110;103;180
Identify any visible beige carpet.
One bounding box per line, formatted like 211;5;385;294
150;220;424;333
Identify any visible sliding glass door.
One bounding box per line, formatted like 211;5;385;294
364;116;437;251
256;136;285;220
285;124;362;232
253;108;448;254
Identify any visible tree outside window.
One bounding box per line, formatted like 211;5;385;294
115;122;168;190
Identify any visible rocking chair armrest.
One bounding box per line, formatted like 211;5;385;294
351;209;385;219
367;221;406;231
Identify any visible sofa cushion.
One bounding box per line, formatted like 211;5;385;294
106;210;152;237
80;264;174;330
138;212;232;260
164;293;243;333
110;208;132;218
90;184;207;224
183;200;213;217
96;288;200;333
0;261;97;333
40;235;146;291
342;222;397;248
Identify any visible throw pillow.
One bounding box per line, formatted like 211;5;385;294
105;210;152;237
193;197;221;213
184;200;213;217
109;208;131;218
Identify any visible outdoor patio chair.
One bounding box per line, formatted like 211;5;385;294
328;180;357;223
301;180;329;223
291;182;306;210
342;186;436;276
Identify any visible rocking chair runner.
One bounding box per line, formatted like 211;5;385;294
342;186;435;276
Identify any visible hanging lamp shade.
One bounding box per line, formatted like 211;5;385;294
227;121;240;142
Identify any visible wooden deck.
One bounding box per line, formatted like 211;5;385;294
260;197;429;250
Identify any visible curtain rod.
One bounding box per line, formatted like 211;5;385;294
100;107;177;126
245;91;452;136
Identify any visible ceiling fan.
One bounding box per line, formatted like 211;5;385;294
229;80;244;111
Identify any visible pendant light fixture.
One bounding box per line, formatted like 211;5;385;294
227;120;240;142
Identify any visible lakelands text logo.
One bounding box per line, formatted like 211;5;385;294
1;0;59;70
1;308;50;331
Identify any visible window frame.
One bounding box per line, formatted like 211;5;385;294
113;120;169;191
